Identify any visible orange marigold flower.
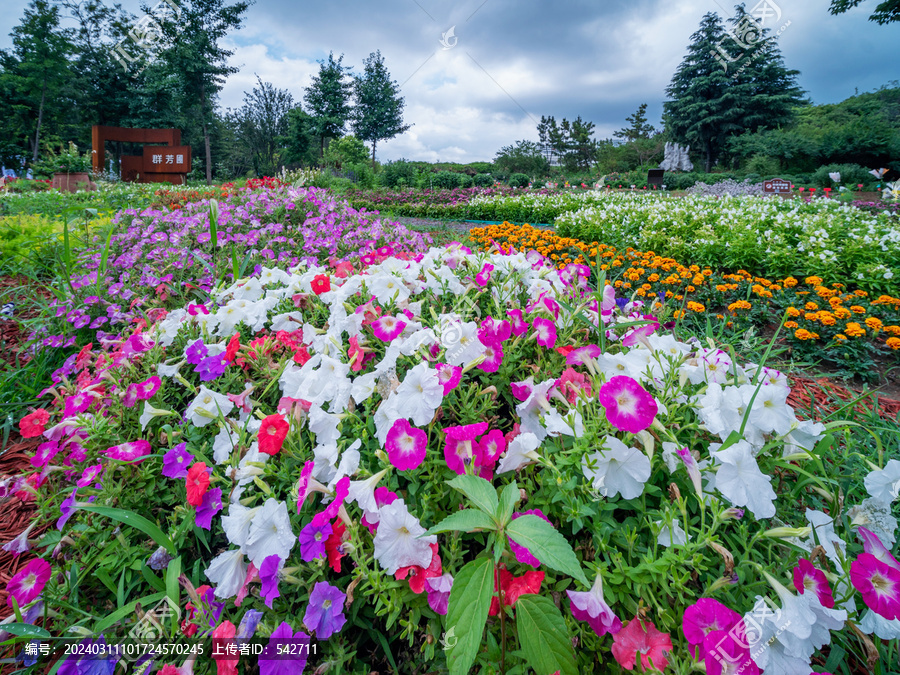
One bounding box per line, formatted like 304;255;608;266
850;305;866;314
834;334;847;341
686;285;696;293
887;337;900;350
805;276;823;286
885;325;900;336
865;317;883;331
828;296;843;307
855;290;868;297
845;322;866;337
804;313;818;322
794;328;819;340
786;307;801;317
834;307;851;319
785;321;799;329
783;277;798;288
728;300;752;311
805;302;819;310
687;301;706;313
818;312;836;326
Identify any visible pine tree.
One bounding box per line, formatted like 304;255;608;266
664;7;805;173
829;0;899;24
351;51;411;168
304;52;353;159
230;75;294;176
614;103;656;142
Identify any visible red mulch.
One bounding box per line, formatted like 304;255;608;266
0;438;47;612
788;375;900;422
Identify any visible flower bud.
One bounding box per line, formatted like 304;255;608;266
763;526;811;539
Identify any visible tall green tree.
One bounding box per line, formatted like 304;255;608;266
829;0;900;23
281;106;319;167
151;0;252;183
614;103;656;142
0;0;74;163
493;140;549;177
229;75;293;176
537;115;565;165
304;52;353;159
663;8;803;172
351;50;411;167
560;116;598;171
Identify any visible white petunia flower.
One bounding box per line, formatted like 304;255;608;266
221;504;260;549
373;499;437;575
847;498;898;548
581;436;651;501
859;609;900;640
205;548;248;599
139;402;174;431
656;518;690;547
244;498;295;568
864;459;900;503
497;432;541;474
186;387;235;427
348;469;389;513
710;440;776;518
804;509;847;567
394;363;443;426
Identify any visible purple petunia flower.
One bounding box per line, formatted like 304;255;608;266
57;490;78;530
426;573;453;615
76;464;103;488
237;609;264;641
259;622;310;675
302;581;346;639
259;555;282;608
195;488;223;530
298;520;332;562
195;354;227;381
185;339;208;365
162;443;194;479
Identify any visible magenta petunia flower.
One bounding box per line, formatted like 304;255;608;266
567;574;622;638
259;622;310;675
105;440;151;464
310;476;349;528
851;553;900;620
598;376;658;434
185;339;208;365
532;316;557;348
508;309;530;336
793;558;835;608
682;598;742;655
6;558;51;608
385;419;428;471
303;581;347;639
477;343;504;373
57;490;78;530
474;262;494;287
30;442;60;469
195;488;223;530
443;422;489;475
509;510;551;567
478;317;511;345
63;391;93;418
435;363;462;395
259;554;282;608
162;443;194;479
76;464;104;488
298;520;333;561
621;315;660;347
566;344;602;366
426;573;453;615
858;526;900;571
372;315;407;342
296;460;324;513
475;429;506;469
703;628;759;675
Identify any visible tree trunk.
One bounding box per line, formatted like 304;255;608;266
33;82;47;163
201;79;212;185
704;138;713;174
371;140;377;170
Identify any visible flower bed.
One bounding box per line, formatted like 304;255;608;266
470;223;900;379
555;193;900;295
6;244;900;674
36;187;430;350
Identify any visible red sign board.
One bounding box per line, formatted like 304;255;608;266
763;178;792;194
143;146;191;173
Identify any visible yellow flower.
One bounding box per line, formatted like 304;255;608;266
794;328;819;340
850;305;866;314
818;312;836;326
783;277;798;288
885;325;900;336
804;302;819;310
834;334;848;341
687;301;706;313
728;300;751;311
786;307;801;317
845;322;866;337
785;321;799;329
805;276;823;286
887;337;900;350
834;307;851;319
865;317;883;332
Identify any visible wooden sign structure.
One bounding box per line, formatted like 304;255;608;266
763;178;792;194
647;169;665;187
92;126;188;184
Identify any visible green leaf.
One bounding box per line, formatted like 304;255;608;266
496;482;519;526
446;557;494;675
448;474;498;516
423;509;497;536
515;594;578;675
507;515;588;586
78;505;176;555
93;592;165;634
0;623;51;638
166;557;182;618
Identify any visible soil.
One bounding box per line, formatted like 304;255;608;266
0;275;54;368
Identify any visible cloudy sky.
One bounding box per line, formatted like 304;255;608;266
2;0;898;162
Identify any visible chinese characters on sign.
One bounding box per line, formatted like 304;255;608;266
111;0;181;75
143;146;191;174
710;0;791;76
763;178;792;194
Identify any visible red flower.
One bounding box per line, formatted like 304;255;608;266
212;620;238;675
292;346;311;365
258;414;289;455
611;616;672;672
325;520;348;572
224;333;241;363
186;463;210;506
311;274;331;295
555;345;575;357
75;343;94;371
395;543;442;593
334;261;354;278
489;566;544;616
20;409;50;438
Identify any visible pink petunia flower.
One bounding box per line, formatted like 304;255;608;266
372;315;408;342
532;317;557;348
5;558;51;607
478;317;511;345
30;442;60;469
443;422;489;475
426;573;453;615
598;376;658;434
477;343;504;373
682;598;741;657
385;419;428;471
19;409;49;439
76;463;104;488
851;553;900;620
435;363;462;395
508;309;530;336
703;628;760;675
611;616;672;671
622;315;660;347
793;559;835;608
566;344;601;366
104;440;151;464
567;573;622;638
857;526;900;571
474;263;494;287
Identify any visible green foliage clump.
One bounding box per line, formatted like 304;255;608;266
811;163;878;188
378;159;417;188
473;173;494;187
507;173;531;188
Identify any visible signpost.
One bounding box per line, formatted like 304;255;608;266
763;178;792;194
92;126;189;184
647;169;665;187
143;146;191;174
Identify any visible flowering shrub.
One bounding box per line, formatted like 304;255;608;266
555;192;900;294
470;223;900;378
686;178;765;196
8;244;900;673
33;187;430;351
